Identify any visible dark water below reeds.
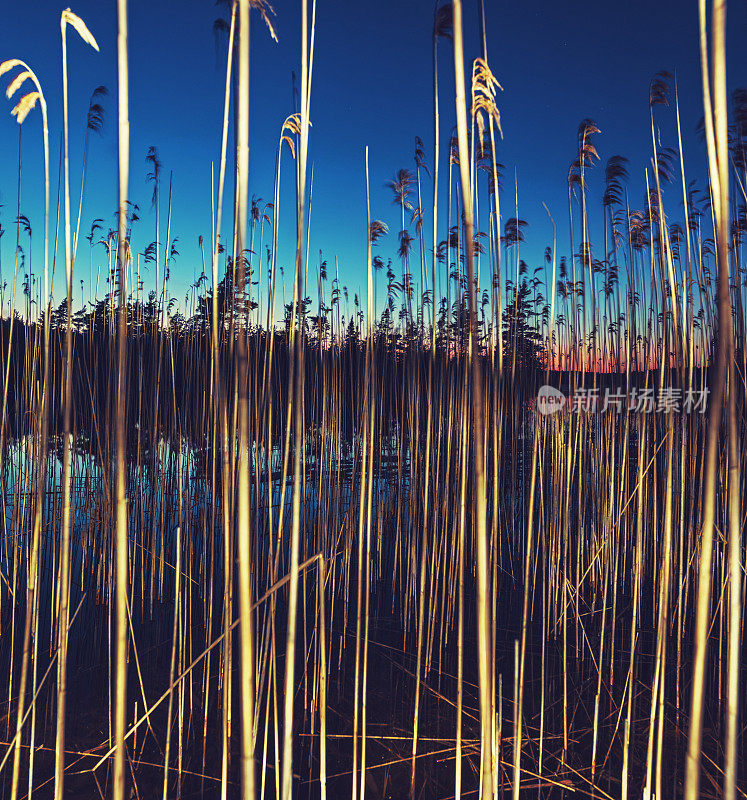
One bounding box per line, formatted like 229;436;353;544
0;420;727;799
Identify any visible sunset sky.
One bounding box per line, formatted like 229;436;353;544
1;0;745;317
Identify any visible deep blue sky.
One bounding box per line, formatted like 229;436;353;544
0;0;746;319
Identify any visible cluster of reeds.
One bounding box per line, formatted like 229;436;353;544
0;1;744;799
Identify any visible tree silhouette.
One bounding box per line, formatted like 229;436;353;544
502;278;545;373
